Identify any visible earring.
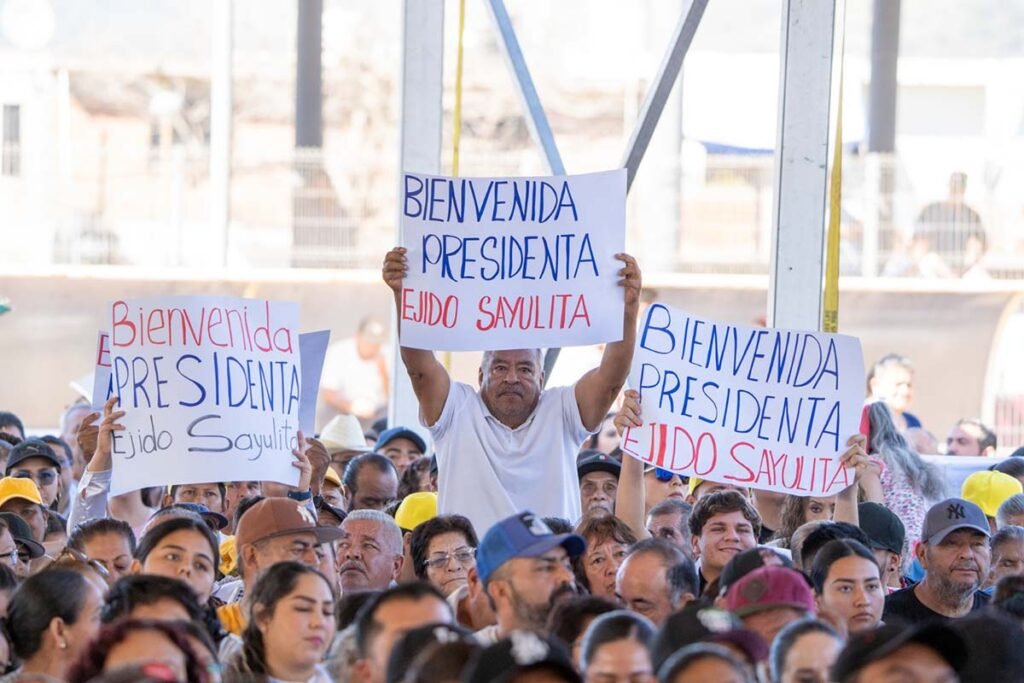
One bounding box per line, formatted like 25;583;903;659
59;640;67;650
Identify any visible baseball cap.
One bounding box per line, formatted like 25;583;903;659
831;623;967;681
687;477;705;496
858;502;906;555
921;498;990;545
319;414;370;453
651;604;768;672
476;511;585;585
577;450;621;481
235;497;344;548
0;477;43;507
0;511;45;558
724;566;816;618
6;438;62;472
463;631;581;683
394;492;437;532
385;622;475;683
374;427;427;455
164;503;229;531
718;547;795;597
323;467;342;488
961;470;1023;517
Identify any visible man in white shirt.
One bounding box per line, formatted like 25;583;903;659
382;247;642;533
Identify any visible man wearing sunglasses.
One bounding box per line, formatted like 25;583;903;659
5;438;63;509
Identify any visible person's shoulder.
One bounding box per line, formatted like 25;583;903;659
884;585;918;607
974;589;992;608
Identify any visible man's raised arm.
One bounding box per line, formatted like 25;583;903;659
382;247;451;425
575;253;642;431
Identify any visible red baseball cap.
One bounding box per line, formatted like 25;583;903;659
725;566;815;617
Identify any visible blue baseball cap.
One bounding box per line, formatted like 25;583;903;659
374;427;427;455
476;511;586;585
164;502;230;531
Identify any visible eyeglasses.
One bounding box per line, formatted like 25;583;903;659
424;547;476;570
13;469;58;486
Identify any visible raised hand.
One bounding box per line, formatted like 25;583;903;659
382;247;408;294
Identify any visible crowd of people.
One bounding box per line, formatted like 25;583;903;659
0;247;1020;682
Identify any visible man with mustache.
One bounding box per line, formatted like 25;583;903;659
382;247;642;534
474;511;585;644
884;497;991;624
338;509;404;593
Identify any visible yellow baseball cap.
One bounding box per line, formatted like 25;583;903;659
0;477;43;507
323;467;342;488
961;470;1023;517
219;536;238;576
394;492;437;532
687;477;705;497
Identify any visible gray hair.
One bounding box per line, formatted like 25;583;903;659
992;525;1024;554
869;402;946;501
480;349;543;371
997;495;1024;529
343;509;402;555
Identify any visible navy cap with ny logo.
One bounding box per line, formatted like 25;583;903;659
920;497;990;545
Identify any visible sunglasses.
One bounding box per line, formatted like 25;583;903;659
13;470;58;486
652;467;686;483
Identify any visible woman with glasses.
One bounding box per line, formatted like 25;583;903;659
409;515;479;598
4;439;63;509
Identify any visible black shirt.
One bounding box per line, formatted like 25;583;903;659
883;584;989;625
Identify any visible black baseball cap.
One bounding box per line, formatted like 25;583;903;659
6;438;62;472
462;631;580;683
0;511;45;559
831;623;967;681
651;603;767;673
576;450;621;480
858;502;905;555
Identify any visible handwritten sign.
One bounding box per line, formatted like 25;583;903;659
399;170;626;351
91;331;113;409
623;304;865;496
105;296;303;494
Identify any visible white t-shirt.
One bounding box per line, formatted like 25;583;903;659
317;338;388;428
427;382;592;535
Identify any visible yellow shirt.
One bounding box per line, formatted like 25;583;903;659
217;601;246;636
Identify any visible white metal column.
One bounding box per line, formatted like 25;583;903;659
389;0;445;433
209;0;233;266
767;0;843;331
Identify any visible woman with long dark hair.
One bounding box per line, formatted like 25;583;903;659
223;562;335;683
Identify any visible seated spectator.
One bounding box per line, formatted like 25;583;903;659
577;450;620;519
343;453;399;512
36;436;75;515
319;414;370;477
769;619;842;683
724;566;816;646
810;540;885;633
0;512;44;578
658;642;755;683
352;583;454;683
0;476;48;543
645;499;691;553
787;521;830;572
616;539;697;626
988;525;1024;587
573;515;636;600
48;548;111;594
546;596;618;666
770;495;839;549
394;639;480;683
0;412;25;440
946;418;997;457
884;498;991;624
829;622;966;683
961;470;1022;533
133;516;219;606
476;511;584;642
148;503;228;536
579;611;655;683
162;483;227;518
338;509;404;594
223;562;335;683
397;456;435;500
68;619;206;683
394;492;438;582
462;631;581;683
320;467;345;510
997;493;1024;529
717;547;794;602
857;502;906;591
687;491;760;595
797;522;872;575
101;575;203;624
409;514;478;598
219;497;342;635
385;622;476;683
223;481;262;531
650;603;767;675
644;466;687;514
374;426;426;477
5;569;104;682
866;353;922;432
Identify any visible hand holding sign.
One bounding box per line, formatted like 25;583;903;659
93;396;126;473
290;430;312;494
